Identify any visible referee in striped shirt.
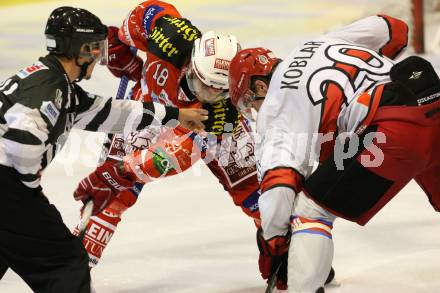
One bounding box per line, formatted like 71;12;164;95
0;6;206;293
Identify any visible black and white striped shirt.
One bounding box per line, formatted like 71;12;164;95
0;54;178;188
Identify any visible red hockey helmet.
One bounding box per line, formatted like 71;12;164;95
228;47;280;109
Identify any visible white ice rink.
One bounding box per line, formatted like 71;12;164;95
0;1;439;292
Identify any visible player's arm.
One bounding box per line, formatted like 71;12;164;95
254;88;323;288
326;15;408;60
118;0;181;51
0;77;67;188
72;84;207;135
106;26;143;82
256;84;322;240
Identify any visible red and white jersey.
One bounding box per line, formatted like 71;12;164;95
107;50;198;158
111;51;260;218
118;0;181;52
137;52;197;107
257;15;408;193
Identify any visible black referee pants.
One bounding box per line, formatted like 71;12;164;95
0;165;90;293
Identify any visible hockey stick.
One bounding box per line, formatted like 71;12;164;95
77;49;137;240
77;200;94;241
116;47;138;99
104;47;138;156
116;75;130;99
265;259;284;293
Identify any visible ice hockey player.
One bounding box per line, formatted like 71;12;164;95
0;6;206;293
70;0;282;288
229;14;439;292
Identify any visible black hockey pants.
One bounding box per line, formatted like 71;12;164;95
0;165;90;293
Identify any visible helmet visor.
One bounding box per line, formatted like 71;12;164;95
235;89;258;122
186;65;228;104
79;39;108;65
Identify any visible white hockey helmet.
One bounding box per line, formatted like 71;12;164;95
186;30;241;103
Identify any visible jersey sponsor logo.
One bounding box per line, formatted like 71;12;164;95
86;223;114;244
161;16;200;42
102;171;126;191
17;61;48;79
40;101;60;126
142;5;164;35
204;38;216;56
152;147;176;175
149;26;180;58
147;17;200;67
214;58;230;71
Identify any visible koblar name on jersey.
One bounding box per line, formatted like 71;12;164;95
281;41;324;90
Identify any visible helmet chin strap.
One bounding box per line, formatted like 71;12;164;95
74;57;92;83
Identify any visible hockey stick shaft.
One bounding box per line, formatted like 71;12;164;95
116;47;138;99
106;47;138;152
77;200;94;241
116;75;130;99
77;48;138;240
264;259;284;293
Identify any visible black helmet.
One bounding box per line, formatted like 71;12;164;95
45;6;107;58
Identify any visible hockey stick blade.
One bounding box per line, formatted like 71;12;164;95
77;200;94;241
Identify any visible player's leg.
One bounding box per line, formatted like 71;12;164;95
287;123;415;292
288;192;336;293
289;102;438;291
0;166;90;293
304;115;431;226
414;155;440;212
413;103;440;213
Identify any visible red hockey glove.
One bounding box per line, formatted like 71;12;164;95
107;26;143;81
73;161;136;215
72;184;144;268
257;228;290;290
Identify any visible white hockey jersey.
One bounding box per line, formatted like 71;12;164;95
257;15;408;194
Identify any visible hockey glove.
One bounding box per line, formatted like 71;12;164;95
72;182;144;268
107;26;143;81
73;161;136;215
256;228;290;290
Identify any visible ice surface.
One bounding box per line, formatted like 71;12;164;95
0;1;439;292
